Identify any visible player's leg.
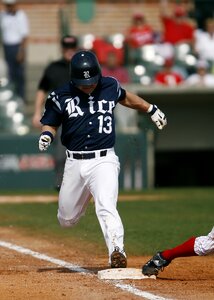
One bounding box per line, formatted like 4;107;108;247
87;150;126;266
57;158;91;227
194;226;214;255
142;226;214;276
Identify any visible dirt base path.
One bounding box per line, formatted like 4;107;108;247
0;227;213;300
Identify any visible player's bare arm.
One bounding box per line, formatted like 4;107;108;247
120;90;167;130
119;90;151;112
32;89;47;128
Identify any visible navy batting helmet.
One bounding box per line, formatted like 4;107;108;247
70;50;101;85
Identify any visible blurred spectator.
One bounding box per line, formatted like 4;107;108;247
159;0;195;46
32;35;78;128
193;0;214;30
124;13;155;64
194;18;214;64
154;57;185;86
101;50;130;84
125;13;155;49
32;35;78;190
0;0;29;102
184;60;214;87
92;37;124;66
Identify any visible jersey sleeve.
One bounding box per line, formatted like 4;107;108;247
40;91;63;127
114;77;126;102
118;87;126;101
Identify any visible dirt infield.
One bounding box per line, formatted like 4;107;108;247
0;194;170;203
0;227;213;300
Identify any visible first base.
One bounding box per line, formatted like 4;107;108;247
97;268;156;280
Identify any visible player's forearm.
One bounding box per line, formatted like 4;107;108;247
120;90;151;113
32;90;47;128
121;90;167;130
34;90;46;115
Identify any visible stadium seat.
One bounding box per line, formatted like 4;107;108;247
0;77;30;134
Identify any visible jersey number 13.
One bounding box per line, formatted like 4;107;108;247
98;115;112;134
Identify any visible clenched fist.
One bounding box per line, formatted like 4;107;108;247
39;132;53;151
148;104;167;130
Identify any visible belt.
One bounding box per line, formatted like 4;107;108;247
66;150;107;160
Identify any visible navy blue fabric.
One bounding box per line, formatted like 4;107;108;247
3;44;25;99
41;76;126;151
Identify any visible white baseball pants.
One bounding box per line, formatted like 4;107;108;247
57;148;125;256
194;226;214;255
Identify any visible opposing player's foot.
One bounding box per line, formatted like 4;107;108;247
110;246;127;268
142;252;171;276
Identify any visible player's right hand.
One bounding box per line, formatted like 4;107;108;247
39;134;52;151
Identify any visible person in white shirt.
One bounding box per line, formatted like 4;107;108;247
184;60;214;87
0;0;29;102
194;18;214;63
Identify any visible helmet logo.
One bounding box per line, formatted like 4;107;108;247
83;71;90;78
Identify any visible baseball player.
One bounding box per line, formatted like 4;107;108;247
142;226;214;276
38;50;167;268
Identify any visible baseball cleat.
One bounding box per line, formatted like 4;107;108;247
142;252;171;276
110;246;127;268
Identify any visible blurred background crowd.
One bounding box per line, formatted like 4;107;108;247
0;0;214;189
0;0;214;134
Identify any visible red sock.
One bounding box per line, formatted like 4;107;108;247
161;237;197;261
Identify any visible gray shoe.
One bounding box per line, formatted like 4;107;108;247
142;252;171;276
110;246;127;268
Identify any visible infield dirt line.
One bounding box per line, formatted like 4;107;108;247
0;194;169;203
0;240;171;300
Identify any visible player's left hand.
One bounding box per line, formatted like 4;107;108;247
39;134;52;151
149;105;167;130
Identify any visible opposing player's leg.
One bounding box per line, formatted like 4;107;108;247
194;226;214;255
88;149;127;267
57;158;91;227
142;226;214;276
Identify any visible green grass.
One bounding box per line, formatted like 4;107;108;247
0;188;213;256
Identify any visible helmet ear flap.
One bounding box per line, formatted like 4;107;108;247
70;50;101;85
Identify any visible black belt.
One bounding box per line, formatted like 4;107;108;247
67;150;107;160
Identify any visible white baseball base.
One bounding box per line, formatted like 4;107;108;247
97;268;156;280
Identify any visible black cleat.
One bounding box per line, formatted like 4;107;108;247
142;252;171;276
110;246;127;268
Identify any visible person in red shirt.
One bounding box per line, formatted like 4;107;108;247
154;57;184;86
126;13;154;48
102;50;130;84
160;0;195;45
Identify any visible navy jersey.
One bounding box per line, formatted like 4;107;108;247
40;76;126;151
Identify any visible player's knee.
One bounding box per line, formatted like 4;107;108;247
194;236;214;255
57;214;78;228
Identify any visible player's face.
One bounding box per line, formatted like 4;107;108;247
63;48;76;61
77;83;98;94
